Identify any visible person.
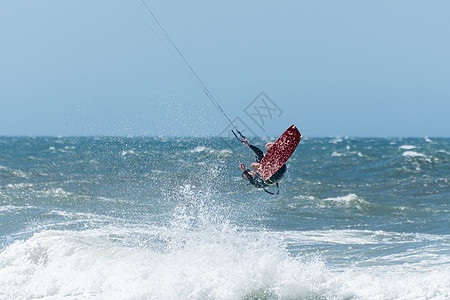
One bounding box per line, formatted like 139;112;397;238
238;138;286;194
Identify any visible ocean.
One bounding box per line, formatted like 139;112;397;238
0;136;449;299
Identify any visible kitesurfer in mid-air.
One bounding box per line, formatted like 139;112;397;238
237;136;286;195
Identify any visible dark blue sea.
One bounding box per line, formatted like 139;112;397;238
1;136;449;299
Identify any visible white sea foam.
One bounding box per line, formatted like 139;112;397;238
324;193;359;202
437;149;450;155
331;151;344;157
330;138;343;144
121;149;137;156
353;151;363;157
278;229;379;245
5;183;34;189
322;194;371;210
191;146;207;153
1;227;449;299
339;265;450;300
399;145;416;150
40;188;73;198
402;151;427;158
0;228;323;299
0;165;29;178
277;229;450;246
190;146;233;156
215;149;233;156
331;151;364;158
0;205;36;213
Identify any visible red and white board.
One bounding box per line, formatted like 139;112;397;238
258;125;301;180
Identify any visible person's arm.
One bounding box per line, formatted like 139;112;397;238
242;139;264;162
248;144;264;162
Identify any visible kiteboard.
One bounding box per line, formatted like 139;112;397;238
258;125;301;180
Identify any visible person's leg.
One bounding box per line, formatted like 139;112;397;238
251;162;260;171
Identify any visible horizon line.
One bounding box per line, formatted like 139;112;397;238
0;135;448;139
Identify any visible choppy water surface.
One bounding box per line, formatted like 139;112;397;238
1;137;449;299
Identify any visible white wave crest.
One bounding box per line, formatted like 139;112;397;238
0;228;329;299
0;165;30;178
190;146;233;156
402;151;427;158
331;151;345;157
190;146;207;153
322;193;371;210
1;227;449;299
399;145;416;150
121;149;138;156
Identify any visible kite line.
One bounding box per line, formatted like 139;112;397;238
128;0;238;131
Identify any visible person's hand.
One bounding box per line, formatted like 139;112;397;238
239;161;246;172
242;138;249;146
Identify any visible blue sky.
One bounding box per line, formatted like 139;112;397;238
1;1;449;137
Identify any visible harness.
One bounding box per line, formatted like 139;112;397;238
263;182;279;195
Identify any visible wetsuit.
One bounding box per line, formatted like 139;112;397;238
244;144;287;187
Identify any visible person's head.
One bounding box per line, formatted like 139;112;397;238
265;142;275;151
